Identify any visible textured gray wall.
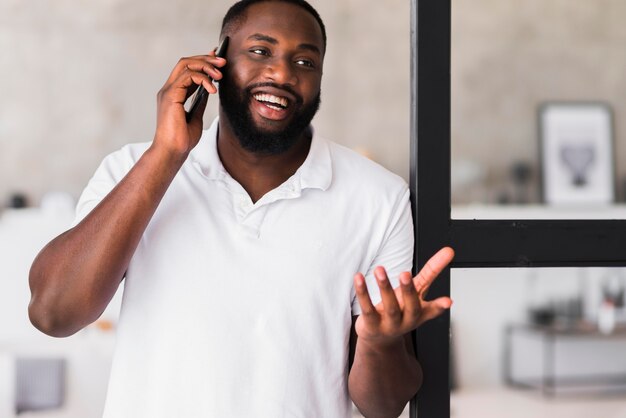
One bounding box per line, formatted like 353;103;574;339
4;1;624;207
0;0;410;206
452;0;626;203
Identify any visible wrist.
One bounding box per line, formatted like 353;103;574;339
357;334;406;355
148;141;190;168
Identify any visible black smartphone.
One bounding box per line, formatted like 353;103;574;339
185;36;230;122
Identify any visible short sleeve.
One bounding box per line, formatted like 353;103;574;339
351;188;414;315
71;145;141;228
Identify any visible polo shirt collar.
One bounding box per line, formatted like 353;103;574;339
189;117;332;193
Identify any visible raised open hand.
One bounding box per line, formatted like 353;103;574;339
353;247;455;345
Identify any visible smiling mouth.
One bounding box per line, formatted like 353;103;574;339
253;93;290;111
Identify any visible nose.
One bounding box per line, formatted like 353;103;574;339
264;57;298;86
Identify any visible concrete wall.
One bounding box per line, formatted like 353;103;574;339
0;0;410;206
4;1;626;206
452;0;626;203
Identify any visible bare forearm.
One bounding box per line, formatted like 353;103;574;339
29;145;186;337
349;336;421;418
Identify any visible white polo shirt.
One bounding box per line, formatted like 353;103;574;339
74;118;413;418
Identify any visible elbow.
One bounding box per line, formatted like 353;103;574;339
349;364;422;418
413;363;424;394
350;384;416;418
28;296;80;338
351;400;407;418
28;271;82;338
28;233;89;337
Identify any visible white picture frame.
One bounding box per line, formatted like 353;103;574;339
540;103;615;205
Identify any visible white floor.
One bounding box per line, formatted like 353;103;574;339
18;387;626;417
352;387;626;418
451;387;626;418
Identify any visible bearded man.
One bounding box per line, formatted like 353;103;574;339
29;1;454;417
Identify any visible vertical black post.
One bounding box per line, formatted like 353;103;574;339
409;0;451;417
408;0;626;415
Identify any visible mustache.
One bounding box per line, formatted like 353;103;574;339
245;82;303;105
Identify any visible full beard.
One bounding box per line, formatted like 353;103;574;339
218;77;321;155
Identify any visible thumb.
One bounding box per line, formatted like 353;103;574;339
186;87;209;125
417;297;453;327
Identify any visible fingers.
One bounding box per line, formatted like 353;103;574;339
166;55;226;84
399;271;421;321
354;273;377;317
160;55;227;103
414;246;455;295
187;86;209;124
375;267;402;322
184;61;225;82
184;72;216;94
354;265;454;341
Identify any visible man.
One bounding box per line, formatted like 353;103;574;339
28;1;454;417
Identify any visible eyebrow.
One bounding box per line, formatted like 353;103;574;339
247;33;321;56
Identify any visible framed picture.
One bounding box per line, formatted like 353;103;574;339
539;102;615;205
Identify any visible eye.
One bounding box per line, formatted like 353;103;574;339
295;58;315;68
250;48;269;56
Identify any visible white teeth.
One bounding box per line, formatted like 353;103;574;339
253;93;288;108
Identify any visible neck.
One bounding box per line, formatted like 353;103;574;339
217;111;312;203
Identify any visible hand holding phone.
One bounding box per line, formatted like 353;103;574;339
185;36;230;123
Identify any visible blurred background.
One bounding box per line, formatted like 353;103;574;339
1;0;625;417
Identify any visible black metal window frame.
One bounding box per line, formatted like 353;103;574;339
409;1;626;417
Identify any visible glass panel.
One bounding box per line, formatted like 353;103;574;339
452;1;626;218
451;267;626;417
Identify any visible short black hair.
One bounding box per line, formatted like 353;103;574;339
220;0;327;53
